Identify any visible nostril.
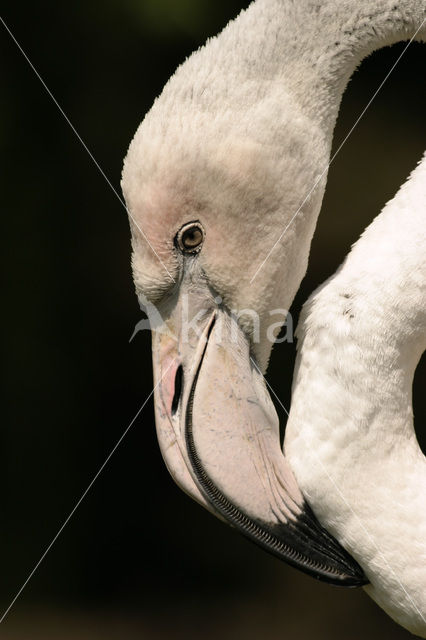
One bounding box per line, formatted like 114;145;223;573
171;365;184;415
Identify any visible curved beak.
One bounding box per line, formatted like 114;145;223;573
152;272;367;586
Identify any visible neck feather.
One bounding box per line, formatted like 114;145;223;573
290;153;426;450
244;0;426;134
284;155;426;635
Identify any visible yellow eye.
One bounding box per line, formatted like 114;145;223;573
176;221;205;254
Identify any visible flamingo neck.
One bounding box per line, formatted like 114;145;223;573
244;0;425;135
285;155;426;634
199;0;425;352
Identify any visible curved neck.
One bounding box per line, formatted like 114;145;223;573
250;0;426;135
209;0;425;353
284;156;426;632
290;153;426;450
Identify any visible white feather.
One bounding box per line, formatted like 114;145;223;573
286;155;426;636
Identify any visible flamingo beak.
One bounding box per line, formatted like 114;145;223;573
151;274;367;587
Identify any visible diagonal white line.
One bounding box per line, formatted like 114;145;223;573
250;18;426;284
0;361;173;625
0;15;175;283
250;356;425;624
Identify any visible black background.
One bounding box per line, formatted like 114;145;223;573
1;1;425;638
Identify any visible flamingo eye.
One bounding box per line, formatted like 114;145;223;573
176;221;205;254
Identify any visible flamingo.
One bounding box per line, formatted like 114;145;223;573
121;0;426;635
285;153;426;635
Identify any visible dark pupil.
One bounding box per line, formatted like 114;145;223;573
182;227;202;248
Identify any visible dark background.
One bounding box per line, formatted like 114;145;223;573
1;1;425;638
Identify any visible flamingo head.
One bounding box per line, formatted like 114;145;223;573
121;62;366;587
